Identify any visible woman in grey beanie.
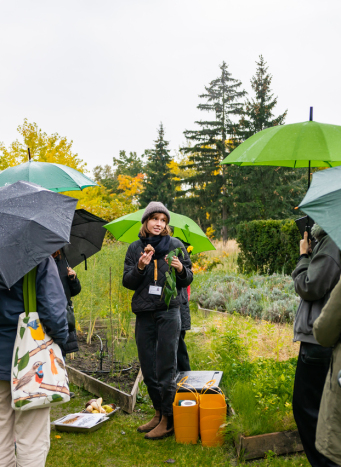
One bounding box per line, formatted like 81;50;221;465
122;202;193;440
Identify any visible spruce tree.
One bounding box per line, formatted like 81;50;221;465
139;123;176;210
181;62;246;242
228;56;305;228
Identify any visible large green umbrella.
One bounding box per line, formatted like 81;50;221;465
221;109;341;188
104;209;215;255
0;161;97;192
299;165;341;250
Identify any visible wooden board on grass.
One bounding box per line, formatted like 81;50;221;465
236;430;303;460
66;365;143;414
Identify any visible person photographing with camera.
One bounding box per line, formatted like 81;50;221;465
292;224;341;467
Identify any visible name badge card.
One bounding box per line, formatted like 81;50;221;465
149;285;162;295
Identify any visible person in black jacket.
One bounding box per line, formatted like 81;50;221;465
123;202;193;440
177;287;191;372
53;249;81;356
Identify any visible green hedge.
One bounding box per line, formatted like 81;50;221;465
236;219;302;275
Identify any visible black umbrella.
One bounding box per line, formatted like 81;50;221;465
0;181;77;289
62;209;107;269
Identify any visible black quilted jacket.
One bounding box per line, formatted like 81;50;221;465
123;237;193;313
180;287;191;331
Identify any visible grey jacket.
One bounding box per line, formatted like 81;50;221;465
292;235;341;344
313;278;341;465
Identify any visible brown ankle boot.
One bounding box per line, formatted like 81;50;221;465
137;410;161;433
144;415;174;440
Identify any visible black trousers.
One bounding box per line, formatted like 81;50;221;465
135;307;180;416
293;342;338;467
177;330;191;372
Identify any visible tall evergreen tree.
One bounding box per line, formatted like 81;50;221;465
181;62;246;242
139;123;176;210
239;55;287;136
228;55;305;228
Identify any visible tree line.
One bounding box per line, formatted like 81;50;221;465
94;55;306;241
0;56;306;240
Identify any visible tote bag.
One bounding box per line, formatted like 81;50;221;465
11;267;70;411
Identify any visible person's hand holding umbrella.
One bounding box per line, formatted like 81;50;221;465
67;267;77;280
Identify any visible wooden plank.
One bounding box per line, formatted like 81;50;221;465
236;430;304;460
130;368;143;410
66;365;134;413
197;305;226;315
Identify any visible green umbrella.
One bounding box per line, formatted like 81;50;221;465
0;161;97;192
104;209;216;255
221;108;341;188
299;165;341;250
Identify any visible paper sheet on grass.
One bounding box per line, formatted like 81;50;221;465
53;412;109;428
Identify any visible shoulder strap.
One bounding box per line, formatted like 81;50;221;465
23;267;37;317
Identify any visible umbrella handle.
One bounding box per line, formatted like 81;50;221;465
81;254;87;271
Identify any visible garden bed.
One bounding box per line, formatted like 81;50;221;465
66;331;139;395
235;430;303;460
65;330;142;413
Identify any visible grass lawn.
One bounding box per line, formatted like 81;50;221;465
48;307;309;466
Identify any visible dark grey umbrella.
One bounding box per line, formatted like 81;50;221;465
0;180;77;289
62;209;107;269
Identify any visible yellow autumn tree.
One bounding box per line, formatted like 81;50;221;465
0;119;86;171
0;120;135;222
117;173;144;202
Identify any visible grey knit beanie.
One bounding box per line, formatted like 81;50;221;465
141;202;171;224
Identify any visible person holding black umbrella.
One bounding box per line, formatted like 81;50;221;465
52;249;81;356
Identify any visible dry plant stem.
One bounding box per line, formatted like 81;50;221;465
87;257;96;345
109;266;114;372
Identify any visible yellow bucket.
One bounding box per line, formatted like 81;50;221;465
173;377;199;445
199;381;226;447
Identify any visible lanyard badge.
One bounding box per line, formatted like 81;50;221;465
149;259;162;295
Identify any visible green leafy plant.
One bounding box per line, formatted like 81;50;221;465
163;247;184;308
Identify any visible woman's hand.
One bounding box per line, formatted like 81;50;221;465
300;231;311;255
67;267;76;279
138;251;154;270
165;255;183;274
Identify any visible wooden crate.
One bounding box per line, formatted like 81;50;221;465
236;430;303;460
66;365;143;414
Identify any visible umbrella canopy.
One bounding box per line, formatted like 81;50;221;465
221;121;341;168
104;209;215;255
299;165;341;250
0;180;77;289
63;209;107;268
0;161;97;192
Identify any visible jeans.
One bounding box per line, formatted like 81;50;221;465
135;307;181;416
293;342;338;467
177;330;191;372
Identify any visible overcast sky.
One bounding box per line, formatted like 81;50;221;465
0;0;339;175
